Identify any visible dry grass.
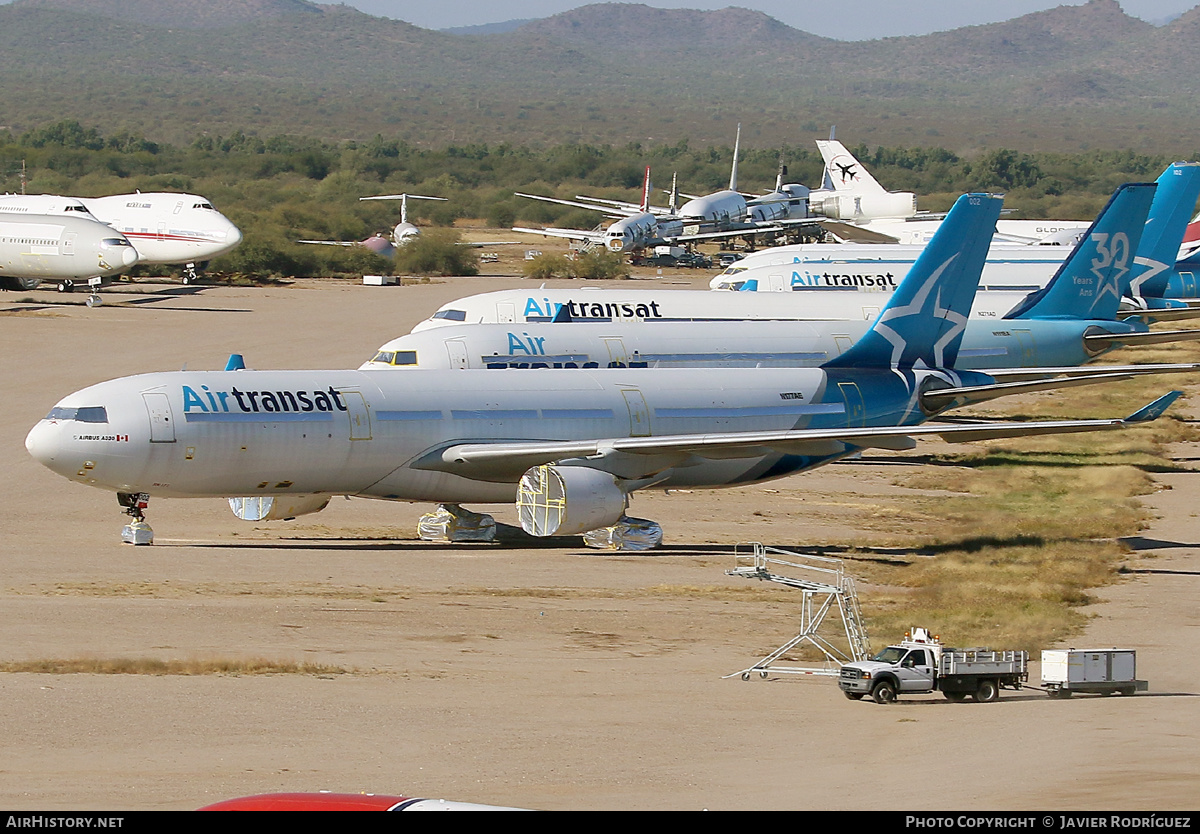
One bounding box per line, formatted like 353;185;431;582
0;657;352;676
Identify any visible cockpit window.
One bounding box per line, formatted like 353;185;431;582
432;309;466;321
193;203;215;211
370;350;418;366
101;238;132;247
48;406;108;423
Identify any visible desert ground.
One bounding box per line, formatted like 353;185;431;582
1;270;1197;811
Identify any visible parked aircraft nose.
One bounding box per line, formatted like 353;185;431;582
25;420;66;475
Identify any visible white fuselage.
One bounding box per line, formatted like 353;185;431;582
79;193;242;264
0;214;138;282
414;288;1031;332
713;243;1070;293
365;315;1128;374
25;365;945;506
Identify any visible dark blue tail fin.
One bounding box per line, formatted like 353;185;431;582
824;193;1002;370
1129;162;1200;299
1005;182;1156;321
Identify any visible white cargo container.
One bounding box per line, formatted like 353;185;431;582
1041;649;1147;697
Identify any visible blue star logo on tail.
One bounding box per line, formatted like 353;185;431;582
871;253;965;368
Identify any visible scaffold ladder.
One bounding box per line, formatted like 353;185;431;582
724;542;872;680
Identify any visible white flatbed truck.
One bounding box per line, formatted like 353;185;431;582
839;627;1028;704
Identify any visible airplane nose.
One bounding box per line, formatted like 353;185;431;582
25;421;60;470
227;223;243;247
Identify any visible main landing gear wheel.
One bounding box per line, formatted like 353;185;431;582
118;492;154;545
57;280;74;293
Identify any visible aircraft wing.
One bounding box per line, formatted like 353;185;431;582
512;226;606;245
820;221;901;244
575;195;671;215
514;193;631;219
412;392;1180;482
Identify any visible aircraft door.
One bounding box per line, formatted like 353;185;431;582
340;391;372;441
143;392;176;443
445;339;469;369
1179;271;1197;297
157;221;167;241
62;234;76;256
497;302;516;323
1014;329;1036;366
837;382;866;427
621;389;651;437
604;338;629;367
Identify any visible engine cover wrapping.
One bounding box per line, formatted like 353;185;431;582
517;464;627;536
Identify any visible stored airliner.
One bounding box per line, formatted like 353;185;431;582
26;193;1182;550
2;191;242;282
814;135;1090;245
370;183;1200;372
0;214;139;302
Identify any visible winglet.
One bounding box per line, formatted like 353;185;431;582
225;353;246;371
1125;391;1182;423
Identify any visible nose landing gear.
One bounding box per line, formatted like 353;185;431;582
118;492;154;545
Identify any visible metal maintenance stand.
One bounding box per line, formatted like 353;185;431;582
725;542;871;680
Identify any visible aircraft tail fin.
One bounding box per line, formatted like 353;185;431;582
729;124;741;192
1130;162;1200;298
225;354;246;371
669;172;679;214
1005;182;1156;322
815;139;887;194
640;166;652;213
824;193;1002;370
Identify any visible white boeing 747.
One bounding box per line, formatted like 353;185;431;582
26;194;1181;549
2;192;242;282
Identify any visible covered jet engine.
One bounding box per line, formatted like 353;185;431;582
516;465;628;536
810;191;917;222
229;494;331;521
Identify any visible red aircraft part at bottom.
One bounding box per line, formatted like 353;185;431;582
199;793;411;811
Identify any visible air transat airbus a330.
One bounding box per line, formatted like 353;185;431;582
26;194;1181;549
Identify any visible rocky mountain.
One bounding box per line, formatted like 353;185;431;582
0;0;1194;153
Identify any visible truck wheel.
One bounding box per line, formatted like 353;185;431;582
975;679;999;703
871;680;897;704
844;691;865;701
944;691;967;702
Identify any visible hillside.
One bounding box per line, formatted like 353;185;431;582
0;0;1196;153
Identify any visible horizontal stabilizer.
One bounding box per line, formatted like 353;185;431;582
920;372;1139;411
1084;329;1200;349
